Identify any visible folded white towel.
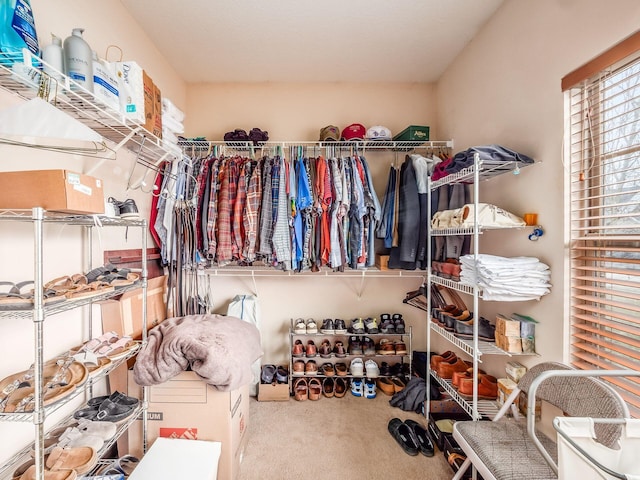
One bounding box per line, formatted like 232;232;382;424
161;97;185;123
162;115;184;134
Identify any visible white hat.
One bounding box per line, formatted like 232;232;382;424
366;125;392;141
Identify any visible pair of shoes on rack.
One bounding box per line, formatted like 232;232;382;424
74;391;139;423
293;318;318;334
261;364;288;384
0;358;89;414
95;454;140;477
453;316;496;342
322;377;349;398
350;378;376;398
293;377;322;401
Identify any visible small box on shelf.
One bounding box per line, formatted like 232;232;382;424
505;361;527;383
257;382;290;402
496;377;518;408
375;254;389;270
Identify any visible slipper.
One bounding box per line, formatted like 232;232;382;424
73;331;119;355
0;281;33;310
87;391;139;409
4;382;76;413
96;336;137;360
65;281;114;300
16;465;77;480
46;445;97;475
76;417;117;440
117;454;140;475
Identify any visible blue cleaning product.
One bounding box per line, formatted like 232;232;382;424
0;0;39;66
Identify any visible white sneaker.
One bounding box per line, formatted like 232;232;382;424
365;359;380;378
364;378;377;399
350;358;364;377
306;319;318;334
294;318;307;334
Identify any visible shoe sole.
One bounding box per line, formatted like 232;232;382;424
320;329;334;334
334;329;347;334
350;370;364;376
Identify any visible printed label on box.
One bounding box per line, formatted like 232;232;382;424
159;427;198;440
73;184;92;196
66;172;80;185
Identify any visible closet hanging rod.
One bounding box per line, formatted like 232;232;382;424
178;139;454;152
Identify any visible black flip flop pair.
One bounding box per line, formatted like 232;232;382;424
388;418;434;457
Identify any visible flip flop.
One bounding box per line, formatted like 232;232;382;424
0;281;33;310
73;331;119;355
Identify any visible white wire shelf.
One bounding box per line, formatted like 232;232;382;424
430;159;529;190
429;322;514;359
430;275;475;295
198;265;426;278
430;371;500;420
0;403;142;480
430;224;523;236
0;52;181;172
178;139;454;152
0;281;146;320
0;343;140;423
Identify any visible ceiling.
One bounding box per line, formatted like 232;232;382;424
120;0;504;84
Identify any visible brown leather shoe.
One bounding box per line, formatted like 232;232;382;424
305;359;318;375
319;339;333;358
430;350;456;371
294;378;308;401
306;340;317;357
292;360;305;377
308;378;322;400
391;376;406;393
394;340;407;355
334;377;348;398
320;363;335;376
376;339;396;355
376;377;395;396
292;339;304;357
335;362;348;376
322;377;335;398
437;357;470;379
452;367;486;389
459;374;498;399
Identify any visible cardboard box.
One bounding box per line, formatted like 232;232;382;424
495;314;521;336
505;361;527;383
497;377;518;407
495;332;522;353
128;371;249;480
258;382;290;402
375;254;389;271
152;83;162;139
0;170;104;214
101;275;167;342
128;438;221;480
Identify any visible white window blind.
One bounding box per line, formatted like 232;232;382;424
567;50;640;417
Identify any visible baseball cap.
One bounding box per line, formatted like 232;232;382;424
341;123;367;141
366;125;392;141
319;125;340;141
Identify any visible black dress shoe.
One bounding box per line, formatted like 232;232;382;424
404;419;435;457
387;418;419;456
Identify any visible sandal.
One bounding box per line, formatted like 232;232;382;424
46;445;97;475
65;281;114;300
0;281;33;310
96;335;136;360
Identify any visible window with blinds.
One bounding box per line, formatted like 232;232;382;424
567;48;640;417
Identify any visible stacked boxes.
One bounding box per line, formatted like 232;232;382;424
495;314;537;354
115;61;162;138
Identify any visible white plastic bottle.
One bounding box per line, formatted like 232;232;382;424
63;27;93;92
42;34;64;82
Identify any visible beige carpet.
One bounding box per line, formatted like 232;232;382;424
238;390;453;480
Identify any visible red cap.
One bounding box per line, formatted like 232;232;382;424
341;123;366;141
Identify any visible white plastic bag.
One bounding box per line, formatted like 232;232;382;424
556;417;640;480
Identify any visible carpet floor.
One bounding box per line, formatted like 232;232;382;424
238;389;453;480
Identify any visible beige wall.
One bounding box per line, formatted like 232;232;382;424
436;0;640;371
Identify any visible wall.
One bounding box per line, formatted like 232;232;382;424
0;0;186;465
436;0;640;371
185;82;438;365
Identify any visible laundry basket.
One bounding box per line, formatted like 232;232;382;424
554;417;640;480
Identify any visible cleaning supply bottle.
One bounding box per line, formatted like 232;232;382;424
0;0;40;66
63;27;93;92
42;34;64;82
